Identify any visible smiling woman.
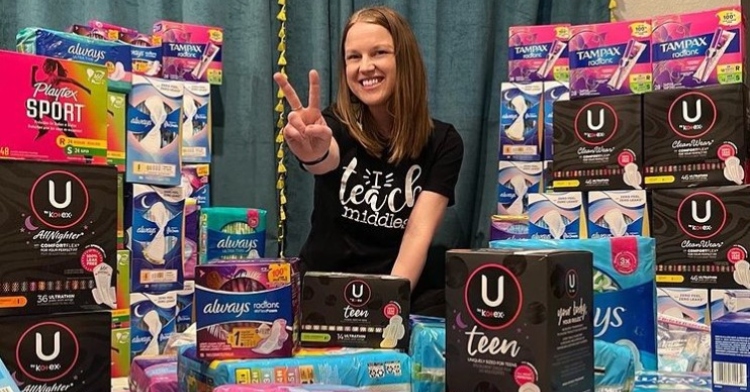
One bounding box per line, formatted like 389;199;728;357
272;5;464;316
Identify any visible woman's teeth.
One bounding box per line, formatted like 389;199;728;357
361;78;383;87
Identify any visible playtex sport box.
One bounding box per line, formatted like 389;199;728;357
195;259;300;360
652;185;750;289
652;7;744;90
643;83;750;189
445;249;594;392
16;27;132;92
300;272;411;350
508;23;571;83
152;21;223;85
0;50;108;165
569;19;652;98
0;161;117;316
0;311;110;392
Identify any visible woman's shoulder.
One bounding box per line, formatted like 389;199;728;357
429;117;464;148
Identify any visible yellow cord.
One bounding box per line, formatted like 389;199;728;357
275;0;288;257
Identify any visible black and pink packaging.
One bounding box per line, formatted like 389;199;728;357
0;311;110;392
0;161;117;316
445;249;594;392
300;272;411;350
643;83;750;189
652;185;750;289
552;94;643;191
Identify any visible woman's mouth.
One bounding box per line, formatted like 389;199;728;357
360;77;384;88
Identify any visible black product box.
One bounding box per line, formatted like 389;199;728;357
0;161;117;316
552;94;643;191
643;83;750;189
652;185;750;289
0;311;110;392
445;249;594;392
300;272;411;350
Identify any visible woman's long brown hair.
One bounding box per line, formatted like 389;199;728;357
333;6;434;165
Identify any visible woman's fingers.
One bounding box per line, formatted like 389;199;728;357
305;123;332;140
308;70;321;111
273;72;303;111
287;111;307;135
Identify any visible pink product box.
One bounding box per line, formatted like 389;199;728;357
508;24;571;83
213;386;359;392
129;356;178;392
569;19;653;98
195;259;300;360
88;20;139;35
0;50;108;165
152;21;223;85
652;7;744;90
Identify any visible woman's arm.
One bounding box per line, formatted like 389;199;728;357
391;191;449;290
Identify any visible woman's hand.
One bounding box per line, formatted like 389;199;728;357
273;70;332;163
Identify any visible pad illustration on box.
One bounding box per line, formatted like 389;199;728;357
300;272;411;350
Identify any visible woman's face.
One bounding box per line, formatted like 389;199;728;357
344;22;397;111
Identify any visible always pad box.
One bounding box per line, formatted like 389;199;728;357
0;311;110;392
652;185;750;289
300;272;411;350
445;249;594;392
643;84;750;189
0;161;117;316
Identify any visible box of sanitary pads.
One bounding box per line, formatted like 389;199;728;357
126;75;183;186
0;50;108;165
195;259;300;360
17;27;132;92
0;160;117;316
0;311;110;392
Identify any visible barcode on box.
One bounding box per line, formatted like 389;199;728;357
714;361;748;387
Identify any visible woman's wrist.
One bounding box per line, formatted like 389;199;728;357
298;149;330;166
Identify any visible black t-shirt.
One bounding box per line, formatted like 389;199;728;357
299;107;464;281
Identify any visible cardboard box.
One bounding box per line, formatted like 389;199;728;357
445;249;594;392
0;161;117;316
300;272;411;350
0;311;110;392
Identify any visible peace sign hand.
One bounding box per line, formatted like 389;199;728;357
273;70;332;163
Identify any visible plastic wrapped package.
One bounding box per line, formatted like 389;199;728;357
178;344;411;392
656;314;711;373
633;371;711;391
213;385;359;391
595;339;636;392
408;316;445;392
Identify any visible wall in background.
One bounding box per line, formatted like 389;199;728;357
614;0;737;20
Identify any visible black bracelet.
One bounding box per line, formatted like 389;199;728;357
298;149;330;166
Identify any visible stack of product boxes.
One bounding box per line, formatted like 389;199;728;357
0;23;126;392
494;23;571;241
61;20;222;387
496;5;750;389
12;19;220;388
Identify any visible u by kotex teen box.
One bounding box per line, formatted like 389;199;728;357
0;50;108;165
